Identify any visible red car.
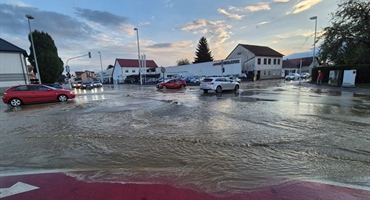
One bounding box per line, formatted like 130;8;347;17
2;84;75;107
156;79;187;89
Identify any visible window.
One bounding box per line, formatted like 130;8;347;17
38;86;49;91
125;70;129;73
268;59;271;65
273;59;276;65
132;70;136;73
257;58;261;65
273;70;276;75
263;71;267;76
277;59;280;65
268;70;271;76
13;86;28;91
264;58;267;65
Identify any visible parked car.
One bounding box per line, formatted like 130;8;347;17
300;72;311;79
43;83;63;89
157;79;186;89
2;84;75;107
81;82;93;89
285;73;301;80
227;75;241;83
92;81;103;87
72;81;82;88
200;77;239;93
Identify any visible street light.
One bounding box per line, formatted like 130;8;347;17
26;14;42;84
310;16;317;74
134;28;142;85
98;51;103;83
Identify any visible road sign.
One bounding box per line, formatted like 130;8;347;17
65;65;70;73
160;67;166;73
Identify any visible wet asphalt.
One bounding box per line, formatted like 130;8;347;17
1;79;369;194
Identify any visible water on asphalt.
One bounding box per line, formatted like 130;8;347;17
1;80;369;194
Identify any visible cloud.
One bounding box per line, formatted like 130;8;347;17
230;3;271;12
0;3;96;40
74;8;129;27
146;41;193;49
256;21;270;26
291;0;322;14
180;19;232;57
218;9;244;20
163;0;174;7
274;0;289;2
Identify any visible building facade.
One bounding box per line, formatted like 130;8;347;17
112;58;158;84
0;38;29;92
226;44;284;80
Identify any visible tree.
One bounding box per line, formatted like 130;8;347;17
107;65;114;70
28;30;64;83
318;0;370;65
193;36;214;64
177;58;190;66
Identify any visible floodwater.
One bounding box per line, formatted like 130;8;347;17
1;80;369;195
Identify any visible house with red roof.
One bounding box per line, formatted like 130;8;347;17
226;44;284;80
112;58;158;84
283;57;319;76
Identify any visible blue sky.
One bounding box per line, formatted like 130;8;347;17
0;0;338;73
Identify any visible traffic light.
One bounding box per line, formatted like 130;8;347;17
88;52;91;58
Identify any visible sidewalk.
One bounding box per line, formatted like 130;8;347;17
298;81;370;95
1;172;370;200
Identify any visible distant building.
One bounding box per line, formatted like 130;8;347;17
0;38;29;92
283;57;319;75
282;60;299;76
112;58;158;84
226;44;284;80
74;70;96;82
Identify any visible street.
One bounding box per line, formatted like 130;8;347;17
1;79;370;199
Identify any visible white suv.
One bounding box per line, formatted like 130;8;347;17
200;77;239;93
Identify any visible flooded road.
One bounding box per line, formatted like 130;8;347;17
1;80;370;195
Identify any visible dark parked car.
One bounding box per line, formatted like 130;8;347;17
157;79;186;89
2;84;75;107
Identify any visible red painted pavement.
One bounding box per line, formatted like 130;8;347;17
1;172;369;200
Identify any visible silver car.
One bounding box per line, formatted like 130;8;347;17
200;77;239;93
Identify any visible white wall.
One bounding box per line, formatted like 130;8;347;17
157;58;242;78
0;52;29;91
112;61;124;84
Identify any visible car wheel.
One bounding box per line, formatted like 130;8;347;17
216;86;222;93
58;94;68;102
203;89;209;94
163;86;167;89
234;85;239;91
180;85;185;89
9;98;22;107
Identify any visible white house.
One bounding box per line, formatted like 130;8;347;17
0;38;29;92
112;58;158;83
226;44;284;80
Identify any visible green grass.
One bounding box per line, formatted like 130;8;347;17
356;83;370;88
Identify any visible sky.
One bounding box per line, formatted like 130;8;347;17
0;0;339;74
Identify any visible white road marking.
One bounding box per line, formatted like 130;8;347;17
0;182;39;198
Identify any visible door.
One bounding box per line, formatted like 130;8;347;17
29;85;55;102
